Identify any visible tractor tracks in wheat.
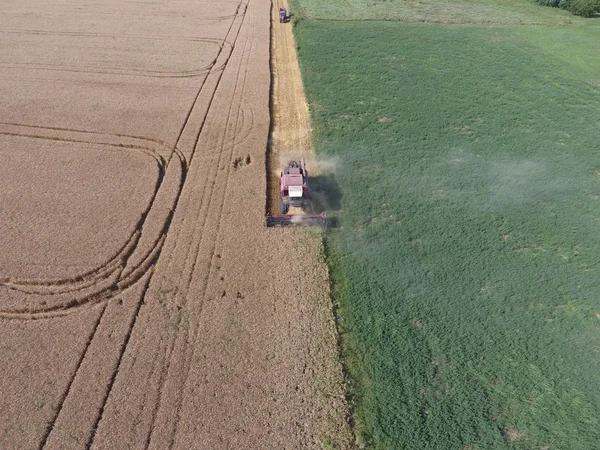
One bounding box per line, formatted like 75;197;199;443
0;0;352;448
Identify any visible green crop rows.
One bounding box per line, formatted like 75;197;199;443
292;5;600;449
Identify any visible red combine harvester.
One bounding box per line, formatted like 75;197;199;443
279;8;293;23
266;159;326;227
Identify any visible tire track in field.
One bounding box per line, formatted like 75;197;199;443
146;15;255;449
0;30;223;78
0;3;259;450
0;126;184;319
67;3;252;448
0;0;243;317
134;4;253;446
0;29;223;43
35;303;108;450
34;4;248;448
0;64;213;79
3;0;355;447
170;37;255;450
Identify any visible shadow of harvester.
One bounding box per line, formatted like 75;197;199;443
309;174;342;218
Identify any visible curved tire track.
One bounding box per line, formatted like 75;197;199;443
0;124;184;319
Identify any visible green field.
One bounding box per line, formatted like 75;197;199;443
292;0;588;24
292;2;600;448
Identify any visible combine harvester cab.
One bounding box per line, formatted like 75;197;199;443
267;159;327;227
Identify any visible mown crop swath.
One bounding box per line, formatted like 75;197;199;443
294;14;600;449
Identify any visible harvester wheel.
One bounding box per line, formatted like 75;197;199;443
280;200;288;214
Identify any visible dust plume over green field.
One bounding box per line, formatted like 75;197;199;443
293;12;600;449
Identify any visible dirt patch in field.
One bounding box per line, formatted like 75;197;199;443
0;0;351;448
504;428;526;442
